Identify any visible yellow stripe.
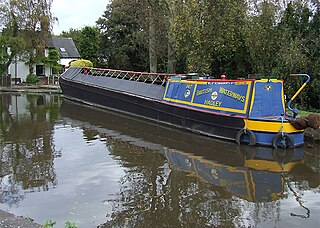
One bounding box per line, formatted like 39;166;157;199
243;82;253;115
163;97;248;114
169;80;207;85
281;83;285;112
248;82;256;115
246;119;302;133
291;82;307;101
163;81;170;100
191;84;197;103
245;160;303;172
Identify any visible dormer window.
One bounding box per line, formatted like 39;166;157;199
60;47;66;52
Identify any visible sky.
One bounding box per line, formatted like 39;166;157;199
52;0;110;35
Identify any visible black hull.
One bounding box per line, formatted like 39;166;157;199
59;77;245;141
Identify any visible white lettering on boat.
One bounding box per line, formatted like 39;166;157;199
204;100;222;107
196;88;213;96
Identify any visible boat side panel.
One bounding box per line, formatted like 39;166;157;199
158;102;245;140
60;78;160;119
252;131;304;146
249;80;285;118
70;73;165;101
163;80;253;116
60;77;245;141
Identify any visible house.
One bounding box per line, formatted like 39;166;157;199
8;37;80;83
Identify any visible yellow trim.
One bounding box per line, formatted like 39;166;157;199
163;97;248;114
245;160;302;172
246;119;303;133
163;81;170;100
169;79;207;85
191;84;197;103
291;82;307;101
249;82;256;115
281;83;285;112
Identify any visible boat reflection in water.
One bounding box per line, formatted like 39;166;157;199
60;99;319;204
165;147;312;202
59;98;319;227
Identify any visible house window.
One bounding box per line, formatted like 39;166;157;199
36;65;45;76
60;47;66;52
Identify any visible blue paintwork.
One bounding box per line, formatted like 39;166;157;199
165;148;304;202
249;81;285;119
164;80;252;117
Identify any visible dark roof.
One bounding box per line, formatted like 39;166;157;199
47;37;80;58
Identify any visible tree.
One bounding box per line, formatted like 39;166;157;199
97;0;149;71
45;48;60;76
78;26;100;66
0;0;56;75
172;0;248;76
0;0;25;76
244;1;280;74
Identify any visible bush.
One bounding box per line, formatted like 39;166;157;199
70;59;93;68
26;74;39;84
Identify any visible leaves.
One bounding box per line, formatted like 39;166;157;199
0;0;56;75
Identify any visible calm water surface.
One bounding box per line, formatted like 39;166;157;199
0;93;319;228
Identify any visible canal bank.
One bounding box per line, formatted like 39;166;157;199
0;84;62;94
0;210;42;227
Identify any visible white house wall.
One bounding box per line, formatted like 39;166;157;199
8;62;51;83
8;62;29;82
59;58;78;66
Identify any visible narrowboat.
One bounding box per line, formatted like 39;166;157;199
59;67;311;148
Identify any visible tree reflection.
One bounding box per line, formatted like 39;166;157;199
0;93;61;205
96;136;243;227
95;135;319;227
60;100;319;227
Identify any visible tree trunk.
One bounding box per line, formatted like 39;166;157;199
166;0;176;74
28;52;35;75
149;2;157;73
167;30;175;74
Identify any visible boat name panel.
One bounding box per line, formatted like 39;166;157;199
163;80;252;115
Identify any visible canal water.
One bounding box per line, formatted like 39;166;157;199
0;93;319;228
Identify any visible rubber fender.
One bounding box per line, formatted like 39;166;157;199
236;128;256;146
272;132;294;149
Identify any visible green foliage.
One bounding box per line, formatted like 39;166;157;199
78;26;100;66
43;219;56;228
1;0;319;109
42;220;77;228
26;73;39;84
96;0;149;71
65;221;78;228
0;0;56;75
70;59;93;67
45;48;61;74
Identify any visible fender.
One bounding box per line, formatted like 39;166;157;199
272;132;294;149
236;128;256;146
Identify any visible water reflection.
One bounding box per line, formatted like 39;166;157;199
0;94;319;227
165;147;305;202
0;93;61;206
60;99;320;228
